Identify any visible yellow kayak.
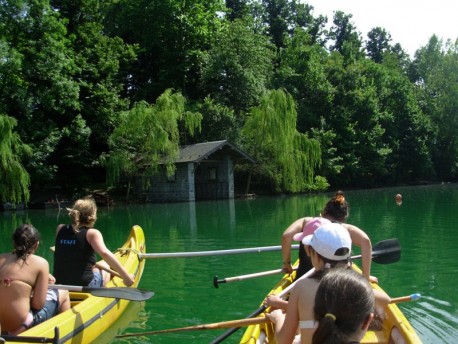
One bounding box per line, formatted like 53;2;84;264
240;261;422;344
6;225;146;344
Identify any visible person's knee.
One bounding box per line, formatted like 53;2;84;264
59;290;70;312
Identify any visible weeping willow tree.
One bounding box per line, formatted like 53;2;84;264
103;89;202;201
0;114;32;205
242;89;323;193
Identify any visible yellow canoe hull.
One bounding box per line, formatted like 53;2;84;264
240;262;422;344
9;225;146;344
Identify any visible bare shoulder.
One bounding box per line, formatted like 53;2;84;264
293;277;319;295
86;228;104;242
30;254;49;268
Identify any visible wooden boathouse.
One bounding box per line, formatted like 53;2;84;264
143;140;255;202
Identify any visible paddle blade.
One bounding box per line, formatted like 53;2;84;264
53;284;154;301
371;238;401;264
83;286;154;301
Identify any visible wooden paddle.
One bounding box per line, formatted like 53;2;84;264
1;327;59;343
210;238;401;344
115;317;270;338
52;284;154;301
138;244;299;259
391;293;421;303
114;291;419;339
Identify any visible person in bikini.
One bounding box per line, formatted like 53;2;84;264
53;197;134;287
0;224;70;335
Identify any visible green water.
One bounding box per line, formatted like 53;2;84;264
1;184;457;343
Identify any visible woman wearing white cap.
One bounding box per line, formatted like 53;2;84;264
280;191;374;283
267;223;389;344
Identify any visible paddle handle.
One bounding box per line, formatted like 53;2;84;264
95;263;121;278
210;307;267;344
391;293;421;303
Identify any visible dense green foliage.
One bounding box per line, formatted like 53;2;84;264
103;89;202;200
1;0;457;202
0;114;31;204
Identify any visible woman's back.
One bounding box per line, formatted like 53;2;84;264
0;252;48;333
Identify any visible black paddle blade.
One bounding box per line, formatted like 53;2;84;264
371;238;401;264
83;286;155;301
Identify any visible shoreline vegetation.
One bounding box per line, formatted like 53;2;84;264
2;180;446;211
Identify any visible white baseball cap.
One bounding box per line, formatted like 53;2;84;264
302;222;351;261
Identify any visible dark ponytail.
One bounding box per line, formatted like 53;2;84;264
322;190;349;222
13;224;40;262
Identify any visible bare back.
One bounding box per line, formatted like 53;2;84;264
0;252;49;333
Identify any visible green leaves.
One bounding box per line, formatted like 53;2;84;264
104;89;202;200
242;89;322;193
0;114;31;204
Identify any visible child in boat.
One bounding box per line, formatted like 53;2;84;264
266;223;390;344
281;190;375;282
313;268;375;344
0;224;70;335
53;197;135;287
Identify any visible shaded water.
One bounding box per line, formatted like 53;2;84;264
1;184;457;343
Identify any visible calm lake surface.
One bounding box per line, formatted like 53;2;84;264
1;184;457;343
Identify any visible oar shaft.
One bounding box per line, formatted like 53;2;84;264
223;268;285;283
116;317;269;338
391;293;421;303
94;263;121;278
139;245;299;259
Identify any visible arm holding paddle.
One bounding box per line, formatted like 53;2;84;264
87;229;135;286
343;223;375;282
281;217;312;274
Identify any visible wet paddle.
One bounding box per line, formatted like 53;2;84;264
210;238;401;343
138;244;300;259
116;317;270;338
52;284;154;301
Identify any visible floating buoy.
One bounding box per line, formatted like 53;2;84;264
395;194;402;206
